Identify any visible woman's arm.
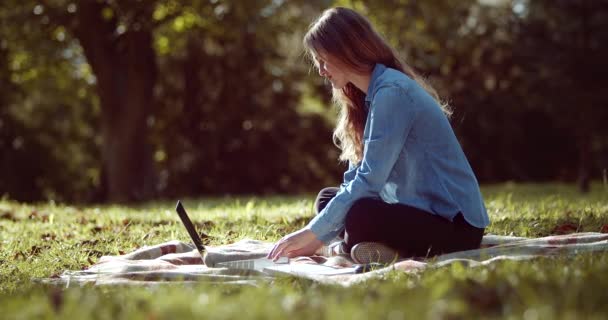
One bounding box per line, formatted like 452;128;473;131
267;86;420;260
308;86;419;243
341;161;358;188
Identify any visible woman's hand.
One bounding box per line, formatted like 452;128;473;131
267;228;324;260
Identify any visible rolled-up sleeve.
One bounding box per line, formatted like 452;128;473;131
307;87;419;243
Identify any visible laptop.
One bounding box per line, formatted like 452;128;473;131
175;200;288;271
175;200;366;275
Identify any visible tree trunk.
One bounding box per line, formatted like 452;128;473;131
73;2;157;202
576;0;591;194
577;135;591;193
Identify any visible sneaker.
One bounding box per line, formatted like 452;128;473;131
316;240;349;257
350;242;399;265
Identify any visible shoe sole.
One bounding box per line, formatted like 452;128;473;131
351;242;399;265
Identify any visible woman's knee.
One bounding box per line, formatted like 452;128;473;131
317;187;339;199
314;187;340;214
344;198;386;246
345;198;378;228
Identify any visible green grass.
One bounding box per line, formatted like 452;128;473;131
1;183;607;319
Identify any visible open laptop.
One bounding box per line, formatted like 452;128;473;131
175;200;289;271
175;200;367;275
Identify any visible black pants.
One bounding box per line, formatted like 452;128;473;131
314;187;485;258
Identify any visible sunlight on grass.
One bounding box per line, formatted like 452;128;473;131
0;183;607;319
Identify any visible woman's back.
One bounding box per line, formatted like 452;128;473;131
364;64;489;229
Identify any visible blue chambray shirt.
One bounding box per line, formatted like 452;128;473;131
307;63;490;243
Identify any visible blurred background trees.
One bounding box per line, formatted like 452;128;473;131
0;0;606;203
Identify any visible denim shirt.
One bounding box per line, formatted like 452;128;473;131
307;63;490;243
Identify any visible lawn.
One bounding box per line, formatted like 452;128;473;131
1;183;607;319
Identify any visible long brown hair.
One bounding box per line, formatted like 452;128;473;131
303;7;450;164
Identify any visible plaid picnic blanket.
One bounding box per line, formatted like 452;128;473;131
42;232;608;287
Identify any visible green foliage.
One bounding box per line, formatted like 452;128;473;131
0;0;340;202
0;5;100;201
149;0;341;196
1;1;607;201
1;183;608;318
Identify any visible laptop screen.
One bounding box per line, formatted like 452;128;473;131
175;200;207;255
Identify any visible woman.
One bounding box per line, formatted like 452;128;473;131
268;7;489;264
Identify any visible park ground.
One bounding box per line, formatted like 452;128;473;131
1;183;607;319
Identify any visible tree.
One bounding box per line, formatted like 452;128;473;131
52;1;160;202
150;0;339;196
2;0;165;202
1;3;101;201
512;0;608;192
1;0;337;201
